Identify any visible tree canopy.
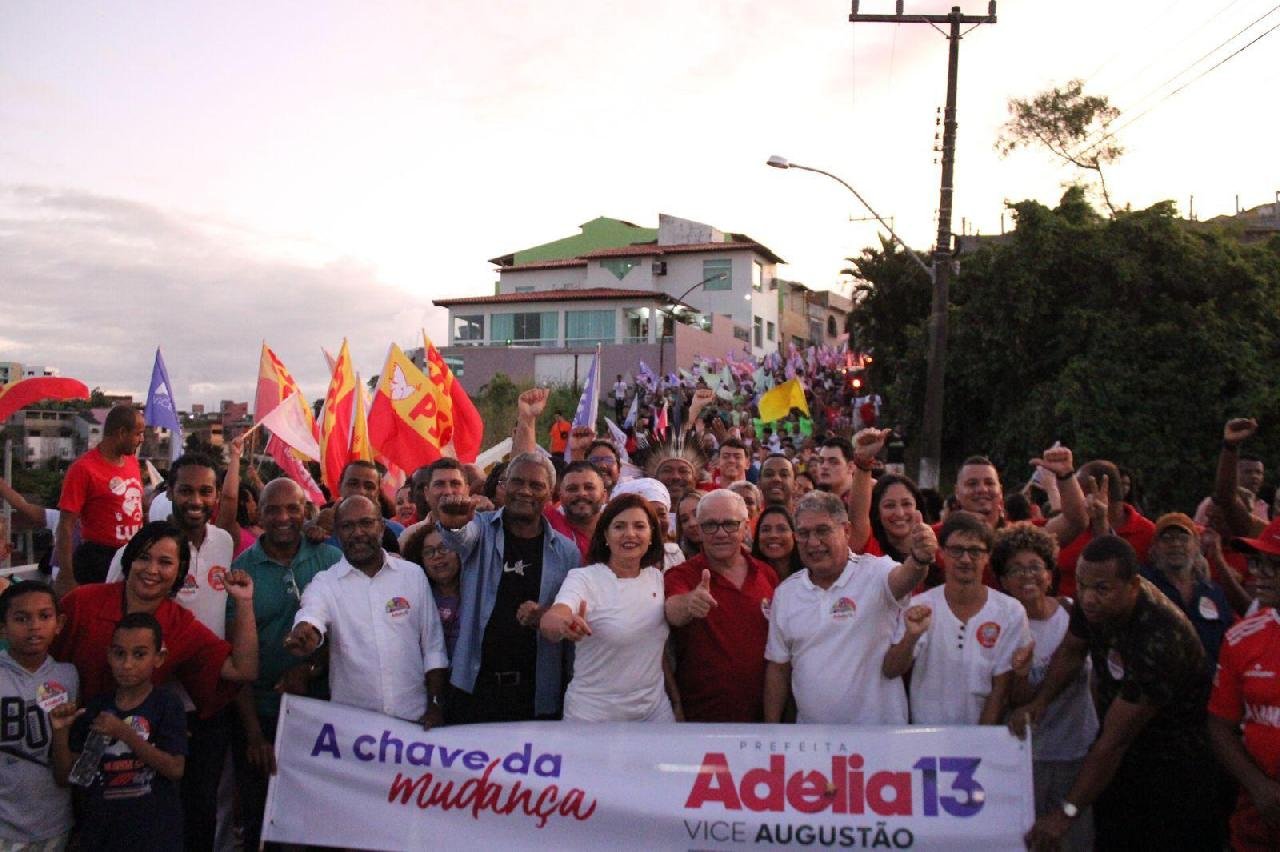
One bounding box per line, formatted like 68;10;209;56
848;188;1280;513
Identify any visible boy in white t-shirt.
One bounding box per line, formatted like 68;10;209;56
883;511;1031;725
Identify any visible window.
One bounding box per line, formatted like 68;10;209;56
491;311;558;346
623;307;650;343
733;326;751;343
600;258;639;280
703;259;732;290
515;286;535;293
443;355;464;378
453;314;484;344
753;316;763;348
827;316;839;337
565;310;616;346
752;260;765;292
792;336;806;350
766;321;775;342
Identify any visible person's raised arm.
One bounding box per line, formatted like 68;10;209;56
219;569;259;682
882;604;930;678
0;477;48;530
849;428;891;551
887;515;937;600
1201;526;1252;617
216;436;246;542
434;494;482;559
665;568;717;628
512;388;550;457
1215;418;1266;537
1037;445;1087;544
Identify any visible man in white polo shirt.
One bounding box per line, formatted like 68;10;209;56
285;495;449;727
763;490;937;724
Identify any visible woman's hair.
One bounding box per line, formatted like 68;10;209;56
869;473;924;562
751;504;802;578
586;494;665;567
237;482;259;528
120;521;191;597
991;524;1059;580
483;462;508;503
400;523;431;567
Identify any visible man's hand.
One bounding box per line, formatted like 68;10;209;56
515;600;545;629
283;623;322;657
688;569;718;619
49;703;85;732
568;425;595;456
1011;642;1035;679
1083;474;1110;527
902;604;932;638
1030;443;1074;479
470;495;495;513
245;730;277;776
1008;700;1045;739
435;494;476;530
1224;417;1258;447
907;513;938;564
1024;810;1072;851
688;388;714;419
420;704;445;732
274;662;315;696
853;428;892;463
518;388;550;421
223;568;254;602
90;712;131;741
304;507;334;544
228;435;246;460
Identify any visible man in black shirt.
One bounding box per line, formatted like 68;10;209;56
1015;535;1216;851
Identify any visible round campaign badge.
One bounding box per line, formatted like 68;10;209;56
207;567;227;592
831;597;857;620
36;681;70;712
1107;649;1125;680
976;621;1001;649
385;597;412;618
125;715;152;739
1198;597;1220;621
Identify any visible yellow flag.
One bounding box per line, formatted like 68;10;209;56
757;378;810;423
350;373;374;463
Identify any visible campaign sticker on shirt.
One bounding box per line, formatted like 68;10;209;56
1198;597;1220;621
207;566;227;592
976;621;1001;649
180;573;199;594
1107;649;1126;680
386;597;412;618
36;681;70;712
831;597;857;620
125;715;152;740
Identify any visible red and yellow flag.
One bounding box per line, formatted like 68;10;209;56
254;343;325;504
319;340;357;496
423;332;483;463
0;376;90;423
350;374;374;464
368;343;450;473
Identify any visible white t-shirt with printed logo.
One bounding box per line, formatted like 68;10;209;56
897;584;1030;724
765;553;910;724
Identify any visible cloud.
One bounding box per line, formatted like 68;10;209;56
0;184;430;408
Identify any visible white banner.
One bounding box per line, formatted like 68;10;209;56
263;696;1033;850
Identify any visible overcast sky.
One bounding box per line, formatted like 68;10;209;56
3;0;1276;407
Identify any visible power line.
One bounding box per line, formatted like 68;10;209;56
1070;2;1280;160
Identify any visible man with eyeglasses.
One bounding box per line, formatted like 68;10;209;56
586;440;622;493
664;489;778;722
435;452;580;723
1015;535;1213;851
228;478;341;852
764;490;936;725
284;496;449;727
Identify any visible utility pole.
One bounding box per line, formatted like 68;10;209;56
849;2;996;489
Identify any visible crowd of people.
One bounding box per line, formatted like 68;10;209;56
2;392;1279;851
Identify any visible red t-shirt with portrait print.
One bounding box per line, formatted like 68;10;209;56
57;448;144;547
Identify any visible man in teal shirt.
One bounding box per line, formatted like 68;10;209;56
228;478;340;851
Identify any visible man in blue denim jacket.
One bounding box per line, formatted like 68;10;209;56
436;452;579;722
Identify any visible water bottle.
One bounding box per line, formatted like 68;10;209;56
68;729;111;787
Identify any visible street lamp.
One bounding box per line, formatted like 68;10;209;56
767;154;945;489
657;272;726;380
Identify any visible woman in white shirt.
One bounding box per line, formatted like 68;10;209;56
995;525;1097;851
883;511;1031;725
539;494;676;722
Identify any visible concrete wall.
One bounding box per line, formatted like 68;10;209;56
495;265;587;296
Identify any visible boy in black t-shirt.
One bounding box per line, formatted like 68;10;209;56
51;612;187;851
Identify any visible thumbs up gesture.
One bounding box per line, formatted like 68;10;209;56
907;512;938;565
688;569;718;619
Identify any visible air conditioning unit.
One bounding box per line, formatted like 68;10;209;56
652;261;667;276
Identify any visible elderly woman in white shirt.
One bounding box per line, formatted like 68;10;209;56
539;493;675;722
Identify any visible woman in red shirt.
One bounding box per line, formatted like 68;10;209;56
53;521;259;717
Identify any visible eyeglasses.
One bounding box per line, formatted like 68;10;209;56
944;545;989;561
795;526;838;541
420;546;450;559
1003;563;1046;577
699;519;743;535
588;455;619;468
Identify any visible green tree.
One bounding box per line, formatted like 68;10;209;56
849;188;1280;512
997;80;1123;215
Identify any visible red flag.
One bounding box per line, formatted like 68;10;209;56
423;332;482;463
255;343;325;504
369;343;448;473
319;340;357;496
0;377;90;422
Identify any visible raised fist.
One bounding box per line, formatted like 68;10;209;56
518;388;550;421
903;604;932;637
1224;418;1258;447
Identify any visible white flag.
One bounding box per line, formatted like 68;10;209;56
260;390;321;461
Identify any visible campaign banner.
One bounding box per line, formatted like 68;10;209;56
263;695;1033;850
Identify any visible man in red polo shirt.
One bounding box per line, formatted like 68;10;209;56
665;489;778;722
1055;459;1155;598
55;404;146;595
